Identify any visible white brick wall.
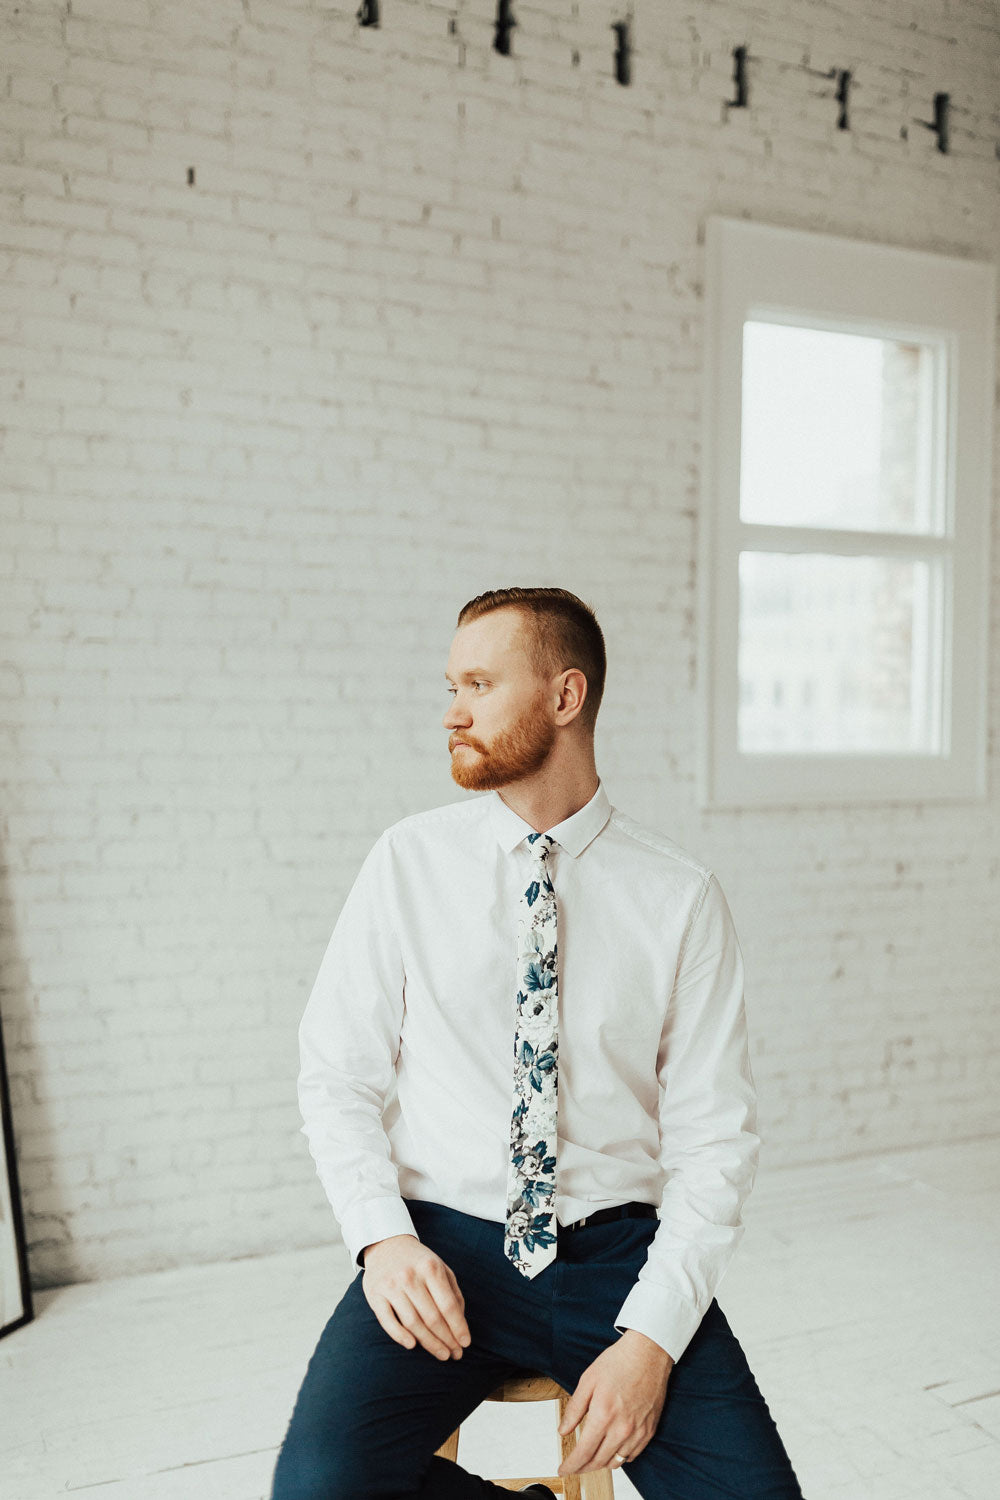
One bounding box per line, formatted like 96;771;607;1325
2;0;998;1285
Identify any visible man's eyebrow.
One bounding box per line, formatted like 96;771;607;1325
444;669;494;682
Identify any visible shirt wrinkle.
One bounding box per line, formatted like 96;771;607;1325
674;871;714;978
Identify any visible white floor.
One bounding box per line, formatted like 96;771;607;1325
2;1137;999;1500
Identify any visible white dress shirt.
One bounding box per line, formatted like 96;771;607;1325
297;777;759;1362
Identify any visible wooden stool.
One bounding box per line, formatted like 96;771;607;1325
434;1368;616;1498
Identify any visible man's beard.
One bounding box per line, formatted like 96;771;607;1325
449;700;557;791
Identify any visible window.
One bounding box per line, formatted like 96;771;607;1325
698;216;995;809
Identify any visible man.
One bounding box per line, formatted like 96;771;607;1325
271;586;803;1499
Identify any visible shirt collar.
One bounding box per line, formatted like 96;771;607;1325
488;777;612;858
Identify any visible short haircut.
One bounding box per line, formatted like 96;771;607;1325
456;586;606;736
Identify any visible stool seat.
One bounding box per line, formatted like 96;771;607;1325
435;1368;616;1498
487;1369;564;1402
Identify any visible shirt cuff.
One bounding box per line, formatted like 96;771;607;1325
340;1196;420;1270
613;1281;707;1364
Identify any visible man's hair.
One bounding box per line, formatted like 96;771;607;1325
456;586;606;736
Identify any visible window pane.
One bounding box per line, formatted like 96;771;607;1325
740;322;939;533
737;551;939;753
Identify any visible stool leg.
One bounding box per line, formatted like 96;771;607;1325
557;1393;583;1500
435;1427;460;1462
582;1466;615;1499
557;1391;617;1500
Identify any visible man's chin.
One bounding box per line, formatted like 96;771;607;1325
451;757;502;792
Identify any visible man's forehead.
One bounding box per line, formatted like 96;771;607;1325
445;610;529;677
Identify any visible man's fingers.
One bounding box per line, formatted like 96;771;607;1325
390;1288;458;1359
561;1408;606;1474
590;1429;638;1473
558;1383;589;1437
373;1288;448;1358
362;1243;470;1358
402;1282;464;1358
372;1294;417;1351
430;1262;471;1346
562;1414;643;1475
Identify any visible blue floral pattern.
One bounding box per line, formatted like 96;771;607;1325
504;831;559;1277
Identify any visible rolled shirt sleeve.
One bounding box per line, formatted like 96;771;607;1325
613;872;760;1362
297;832;418;1269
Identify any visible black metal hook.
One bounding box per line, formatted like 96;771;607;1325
612;19;631;86
727;46;749;109
494;0;516;56
918;91;950;153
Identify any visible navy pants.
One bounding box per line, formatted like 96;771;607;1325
270;1199;803;1498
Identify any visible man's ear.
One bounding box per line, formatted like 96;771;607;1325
557;669;588;723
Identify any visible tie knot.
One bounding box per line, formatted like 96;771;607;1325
526;831;555;857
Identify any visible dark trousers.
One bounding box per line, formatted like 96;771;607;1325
270;1199;804;1499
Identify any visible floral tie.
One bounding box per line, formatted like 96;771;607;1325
504;831;559;1278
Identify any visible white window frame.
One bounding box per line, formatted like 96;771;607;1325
698;215;995;810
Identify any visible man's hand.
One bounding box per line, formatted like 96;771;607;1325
557;1329;674;1476
362;1234;471;1362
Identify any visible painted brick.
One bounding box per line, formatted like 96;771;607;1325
2;0;999;1289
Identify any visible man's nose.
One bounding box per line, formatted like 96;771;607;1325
443;701;471;729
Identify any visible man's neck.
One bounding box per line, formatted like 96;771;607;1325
497;768;600;835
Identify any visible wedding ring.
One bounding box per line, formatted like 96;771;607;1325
613;1452;628;1465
